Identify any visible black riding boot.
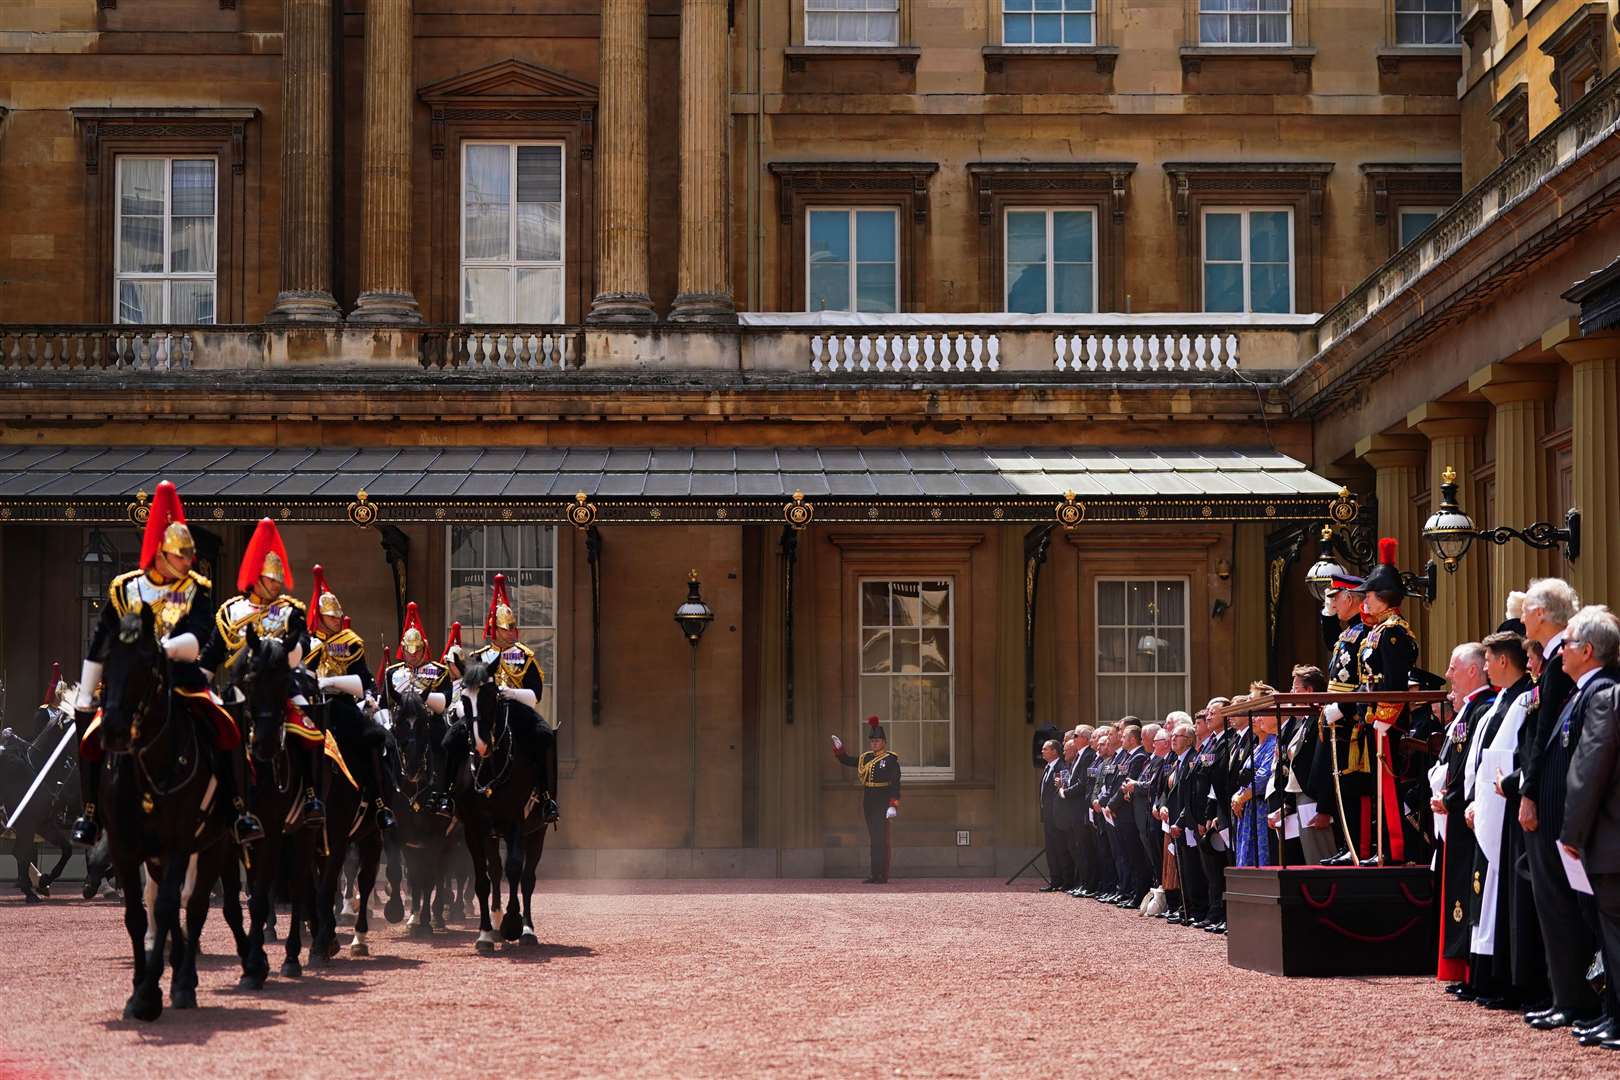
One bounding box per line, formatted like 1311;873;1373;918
223;746;265;845
370;748;396;830
71;750;101;848
302;743;327;829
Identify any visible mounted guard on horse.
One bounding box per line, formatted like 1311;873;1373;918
306;564;395;831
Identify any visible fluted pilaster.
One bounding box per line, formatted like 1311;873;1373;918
1356;432;1429;662
1471;364;1557;620
351;0;420;324
669;0;735;322
266;0;342;324
1556;339;1620;602
589;0;654;323
1409;403;1489;660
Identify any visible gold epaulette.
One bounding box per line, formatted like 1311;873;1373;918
1327;681;1356;693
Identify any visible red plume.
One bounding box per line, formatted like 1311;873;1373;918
341;616;351;630
137;480;188;571
237;518;294;595
867;715;881;730
308;564;330;619
1378;537;1398;566
442;620;463;661
44;661;62;706
484;573;513;641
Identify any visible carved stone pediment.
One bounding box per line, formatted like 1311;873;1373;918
418;59;598;107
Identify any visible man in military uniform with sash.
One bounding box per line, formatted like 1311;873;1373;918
382;604;451;812
446;574;557;823
1316;573;1371;865
1348;538;1421;866
201;517;322;828
833;715;902;883
71;481;263;847
306;565;394;830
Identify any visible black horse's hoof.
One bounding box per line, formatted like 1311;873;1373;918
36;881;51;897
280;959;302;979
499;910;523;941
22;890;42;905
82;881;97;900
432;915;448;932
475;937;495;955
409;919;432;939
123;990;162;1023
384;895;405;923
324;938;341;961
238;971;267;991
520;932;539;948
171;987;197;1010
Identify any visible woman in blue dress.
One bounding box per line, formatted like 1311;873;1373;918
1233;711;1280;867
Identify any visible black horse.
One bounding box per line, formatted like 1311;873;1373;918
308;714;386;964
234;628;321;986
97;605;244;1021
451;660;548;954
391;690;457;935
0;718;77;901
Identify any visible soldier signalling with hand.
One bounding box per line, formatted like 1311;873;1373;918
833;715;902;884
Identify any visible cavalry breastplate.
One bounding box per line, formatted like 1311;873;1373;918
111;569;204;640
218;594;299;651
475;644;535;690
311;630;364;678
389;661;445;697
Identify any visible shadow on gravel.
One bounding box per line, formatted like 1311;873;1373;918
228;975;368;1006
329;954;425;972
99;1005;285;1042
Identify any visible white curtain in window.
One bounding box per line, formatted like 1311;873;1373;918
464;144;510;261
806;0;899;44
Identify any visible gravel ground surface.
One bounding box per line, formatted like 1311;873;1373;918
0;878;1603;1079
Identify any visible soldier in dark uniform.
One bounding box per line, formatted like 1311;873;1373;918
1316;573;1371;865
380;603;452;811
201;517;320;828
306;565;394;830
832;715;902;883
1348;538;1421;866
70;481;263;846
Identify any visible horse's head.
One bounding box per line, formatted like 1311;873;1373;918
237;626;292;760
458;658;502;749
393;690;434;779
98;606;164;752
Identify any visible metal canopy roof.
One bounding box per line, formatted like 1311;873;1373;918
0;446;1346;526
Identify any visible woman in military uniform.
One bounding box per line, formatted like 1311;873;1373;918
1349;538;1421;866
201;517;321;828
832;715;902;883
306;565;394;830
71;481;263;847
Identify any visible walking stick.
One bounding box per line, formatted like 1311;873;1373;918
1324;713;1360;864
1375;726;1386;867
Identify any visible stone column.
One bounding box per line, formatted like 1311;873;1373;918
1408;403;1489;661
1469;363;1557;618
266;0;342;324
1553;335;1620;602
668;0;736;322
588;0;655;323
1355;432;1429;662
350;0;421;324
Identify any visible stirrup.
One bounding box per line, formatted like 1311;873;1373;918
234;813;266;846
375;800;396;830
302;796;327;828
70;815;100;848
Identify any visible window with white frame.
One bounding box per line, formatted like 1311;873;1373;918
860;579;953;776
1198;0;1291;44
806;0;899;45
1201;207;1293;313
115;157;217;324
1095;579;1189;727
1394;0;1460;45
448;525;558;728
1398;207;1443;248
1003;0;1095;44
461;142;564;325
807;208;899;313
1005;208;1095;313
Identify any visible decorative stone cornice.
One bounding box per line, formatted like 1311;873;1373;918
965;162;1135;226
767;161;940;225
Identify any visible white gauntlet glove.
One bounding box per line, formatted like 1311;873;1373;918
1321;703;1343;726
161;633;200;662
318;674;364;698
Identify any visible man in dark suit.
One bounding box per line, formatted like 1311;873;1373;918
1162;714;1207;925
1061;725;1098;896
1037;738;1068;892
1108;723;1151;907
1555;606;1620;1046
1509;580;1594;1030
1186;698;1233;933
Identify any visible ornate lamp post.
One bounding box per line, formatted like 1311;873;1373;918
1421;465;1581;573
673;570;713;848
